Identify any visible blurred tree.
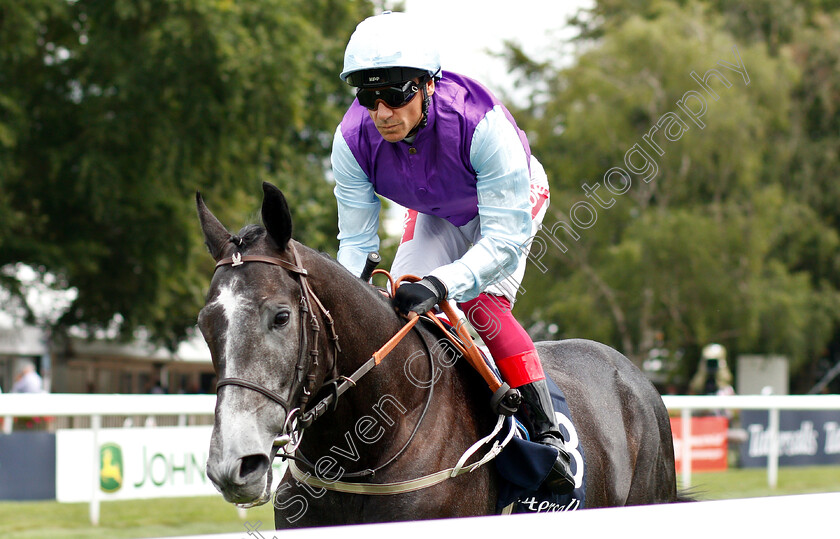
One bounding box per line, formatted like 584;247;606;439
509;2;840;387
0;0;372;348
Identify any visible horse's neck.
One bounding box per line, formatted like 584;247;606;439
298;244;406;359
296;245;489;472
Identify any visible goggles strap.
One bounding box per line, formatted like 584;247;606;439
403;81;432;140
419;83;431;129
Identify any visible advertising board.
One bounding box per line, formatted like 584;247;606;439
56;426;218;502
739;410;840;467
0;432;56;500
670;416;729;472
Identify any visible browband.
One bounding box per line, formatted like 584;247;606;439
215;252;308;275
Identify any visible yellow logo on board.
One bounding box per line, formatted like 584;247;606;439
100;443;124;493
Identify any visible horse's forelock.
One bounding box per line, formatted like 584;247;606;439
234;224;268;250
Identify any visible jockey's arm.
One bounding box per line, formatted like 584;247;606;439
429;106;533;302
332;125;381;278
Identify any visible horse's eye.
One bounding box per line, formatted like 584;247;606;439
273;310;291;328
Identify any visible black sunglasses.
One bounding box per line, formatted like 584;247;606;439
356;80;420;110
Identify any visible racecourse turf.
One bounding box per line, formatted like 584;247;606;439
1;465;838;538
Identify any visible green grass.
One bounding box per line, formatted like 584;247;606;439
0;496;274;539
2;466;839;538
681;465;840;500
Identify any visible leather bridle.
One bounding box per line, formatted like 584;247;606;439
213;242;340;427
209;240;514;486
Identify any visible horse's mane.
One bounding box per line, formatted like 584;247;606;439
237;220;497;442
234;223;395;313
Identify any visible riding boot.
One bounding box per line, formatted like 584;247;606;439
517;378;576;495
459;293;575;494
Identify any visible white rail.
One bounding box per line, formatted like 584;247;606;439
0;393;216;419
0;393;216;525
662;394;840;489
2;393;840;525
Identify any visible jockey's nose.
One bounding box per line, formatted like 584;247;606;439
374;101;394;118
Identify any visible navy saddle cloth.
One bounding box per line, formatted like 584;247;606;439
494;376;587;513
418;315;586;512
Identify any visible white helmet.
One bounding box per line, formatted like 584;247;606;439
340;11;441;87
702;343;726;362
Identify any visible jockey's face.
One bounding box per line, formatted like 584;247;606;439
368;78;435;143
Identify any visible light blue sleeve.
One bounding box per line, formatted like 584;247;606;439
331;125;381;277
429;106;532;301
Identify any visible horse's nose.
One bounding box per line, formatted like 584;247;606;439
207;453;270;489
238;453;270;481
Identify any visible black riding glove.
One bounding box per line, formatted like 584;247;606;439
393;276;448;316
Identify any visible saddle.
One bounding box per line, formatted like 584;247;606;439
370;271;587;512
416;311;588;513
495;376;587;513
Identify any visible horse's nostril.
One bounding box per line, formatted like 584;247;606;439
239;454;269;480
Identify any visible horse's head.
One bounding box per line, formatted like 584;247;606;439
197;182;327;505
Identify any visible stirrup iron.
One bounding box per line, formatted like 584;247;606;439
491;383;521;416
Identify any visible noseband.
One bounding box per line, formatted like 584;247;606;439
213;241;340;422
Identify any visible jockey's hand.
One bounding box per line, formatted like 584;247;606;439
393;276;448;316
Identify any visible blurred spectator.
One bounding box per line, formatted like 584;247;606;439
690;343;735;418
689;343;734;396
148;376;165;394
11;359;44;393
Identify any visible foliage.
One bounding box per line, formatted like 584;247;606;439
0;0;372;347
513;1;840;389
3;0;839;393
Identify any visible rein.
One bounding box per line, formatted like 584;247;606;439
288;412;516;496
212;244;512;495
291;271;508;431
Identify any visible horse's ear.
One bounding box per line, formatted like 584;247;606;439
261;182;292;251
196;192;230;261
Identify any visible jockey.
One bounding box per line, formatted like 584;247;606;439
331;11;574;495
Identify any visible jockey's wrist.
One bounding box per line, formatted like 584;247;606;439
422;275;448;300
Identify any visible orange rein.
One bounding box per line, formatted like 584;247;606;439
370;270;503;393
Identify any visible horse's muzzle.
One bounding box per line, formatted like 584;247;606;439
206;453;271;504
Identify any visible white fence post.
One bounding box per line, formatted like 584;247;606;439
768;407;780;488
90;413;101;526
680;407;692;489
662;394;840;488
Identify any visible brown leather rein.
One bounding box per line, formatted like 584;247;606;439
212;243;505;434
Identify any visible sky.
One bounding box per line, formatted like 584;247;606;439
375;1;592;233
1;2;593;330
395;0;592;103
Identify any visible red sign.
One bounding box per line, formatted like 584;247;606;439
670;416;729;472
